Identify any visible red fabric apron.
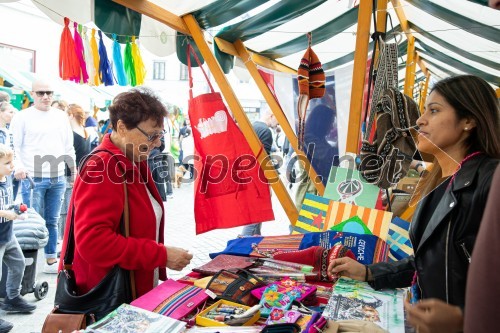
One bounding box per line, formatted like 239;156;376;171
187;45;274;234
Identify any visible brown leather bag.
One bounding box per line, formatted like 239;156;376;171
41;308;86;333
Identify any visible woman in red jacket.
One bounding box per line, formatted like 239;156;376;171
59;88;192;299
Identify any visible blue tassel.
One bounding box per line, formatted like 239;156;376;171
112;34;127;86
98;30;114;86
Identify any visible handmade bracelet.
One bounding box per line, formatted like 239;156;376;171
364;265;369;282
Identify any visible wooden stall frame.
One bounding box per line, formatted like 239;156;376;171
232;39;325;195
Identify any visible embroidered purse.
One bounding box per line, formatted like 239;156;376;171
131;279;209;320
206;269;264;306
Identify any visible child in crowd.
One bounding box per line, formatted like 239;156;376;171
0;144;36;333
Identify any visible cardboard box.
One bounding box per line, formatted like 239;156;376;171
196;300;260;327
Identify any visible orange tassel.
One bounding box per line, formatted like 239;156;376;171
59;17;80;82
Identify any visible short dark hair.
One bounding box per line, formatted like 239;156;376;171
108;87;167;130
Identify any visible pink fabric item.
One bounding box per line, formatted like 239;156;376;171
131;279;209;320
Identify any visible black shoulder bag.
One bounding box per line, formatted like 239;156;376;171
54;150;136;323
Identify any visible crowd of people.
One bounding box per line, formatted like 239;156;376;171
0;73;498;333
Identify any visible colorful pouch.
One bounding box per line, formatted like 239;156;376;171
259;285;297;317
131;279;209;320
251;278;317;302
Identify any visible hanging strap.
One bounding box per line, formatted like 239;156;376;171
63;149;136;300
187;43;215;100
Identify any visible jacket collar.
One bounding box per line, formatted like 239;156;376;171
97;133;136;172
411;154;486;254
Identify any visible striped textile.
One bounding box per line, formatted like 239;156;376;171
325;201;393;241
387;217;413;261
292;193;331;234
249;234;305;257
154;285;206;317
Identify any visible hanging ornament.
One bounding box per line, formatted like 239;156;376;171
112;33;127;86
90;29;101;86
59;17;80;82
73;22;89;84
98;30;114;86
82;26;96;86
123;37;136;86
296;33;325;150
131;36;146;86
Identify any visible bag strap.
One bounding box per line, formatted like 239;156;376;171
63;149;136;299
187;43;215;99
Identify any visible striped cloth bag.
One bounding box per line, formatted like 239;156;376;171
387;217;413;261
325;201;393;241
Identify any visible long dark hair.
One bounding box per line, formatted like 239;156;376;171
412;75;500;204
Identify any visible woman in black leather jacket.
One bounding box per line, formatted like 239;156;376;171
328;75;500;333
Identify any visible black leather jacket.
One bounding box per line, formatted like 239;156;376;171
368;155;498;309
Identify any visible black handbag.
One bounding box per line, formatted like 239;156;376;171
54;167;136;323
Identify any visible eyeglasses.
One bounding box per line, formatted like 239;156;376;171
136;126;166;142
34;91;54;97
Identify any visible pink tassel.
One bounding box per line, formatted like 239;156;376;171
73;22;89;84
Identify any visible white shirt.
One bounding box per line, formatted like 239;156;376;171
10;106;76;178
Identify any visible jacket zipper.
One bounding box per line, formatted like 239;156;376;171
460;243;472;263
445;219;451;304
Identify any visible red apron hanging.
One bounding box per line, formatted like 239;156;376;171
186;44;274;234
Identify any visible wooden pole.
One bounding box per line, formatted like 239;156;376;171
233;39;325;195
345;0;373;154
183;14;299;225
404;35;416;98
420;72;431;114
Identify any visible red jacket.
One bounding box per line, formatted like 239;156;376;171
59;134;167;298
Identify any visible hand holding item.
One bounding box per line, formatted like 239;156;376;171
165;246;193;271
404;298;463;333
328;257;366;281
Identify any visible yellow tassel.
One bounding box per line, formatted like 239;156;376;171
131;36;146;86
90;29;101;86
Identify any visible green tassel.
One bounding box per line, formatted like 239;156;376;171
123;38;136;86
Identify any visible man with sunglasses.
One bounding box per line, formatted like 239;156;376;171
9;79;76;274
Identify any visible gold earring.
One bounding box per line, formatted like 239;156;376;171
464;127;468;131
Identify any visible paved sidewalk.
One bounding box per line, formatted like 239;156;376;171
2;182;292;332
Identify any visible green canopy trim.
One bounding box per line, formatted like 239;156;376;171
322;28;406;72
193;0;270;30
215;0;327;43
417;55;460;78
417;44;500;85
94;0;141;44
410;23;499;70
407;0;500;44
261;7;359;59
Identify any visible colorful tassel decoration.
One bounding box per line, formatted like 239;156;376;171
90;29;101;86
131;36;146;86
59;17;80;82
82;27;96;86
73;22;89;84
123;38;136;86
112;34;127;86
97;30;114;86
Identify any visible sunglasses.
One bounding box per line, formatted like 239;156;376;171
34;91;54;97
136;126;166;142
